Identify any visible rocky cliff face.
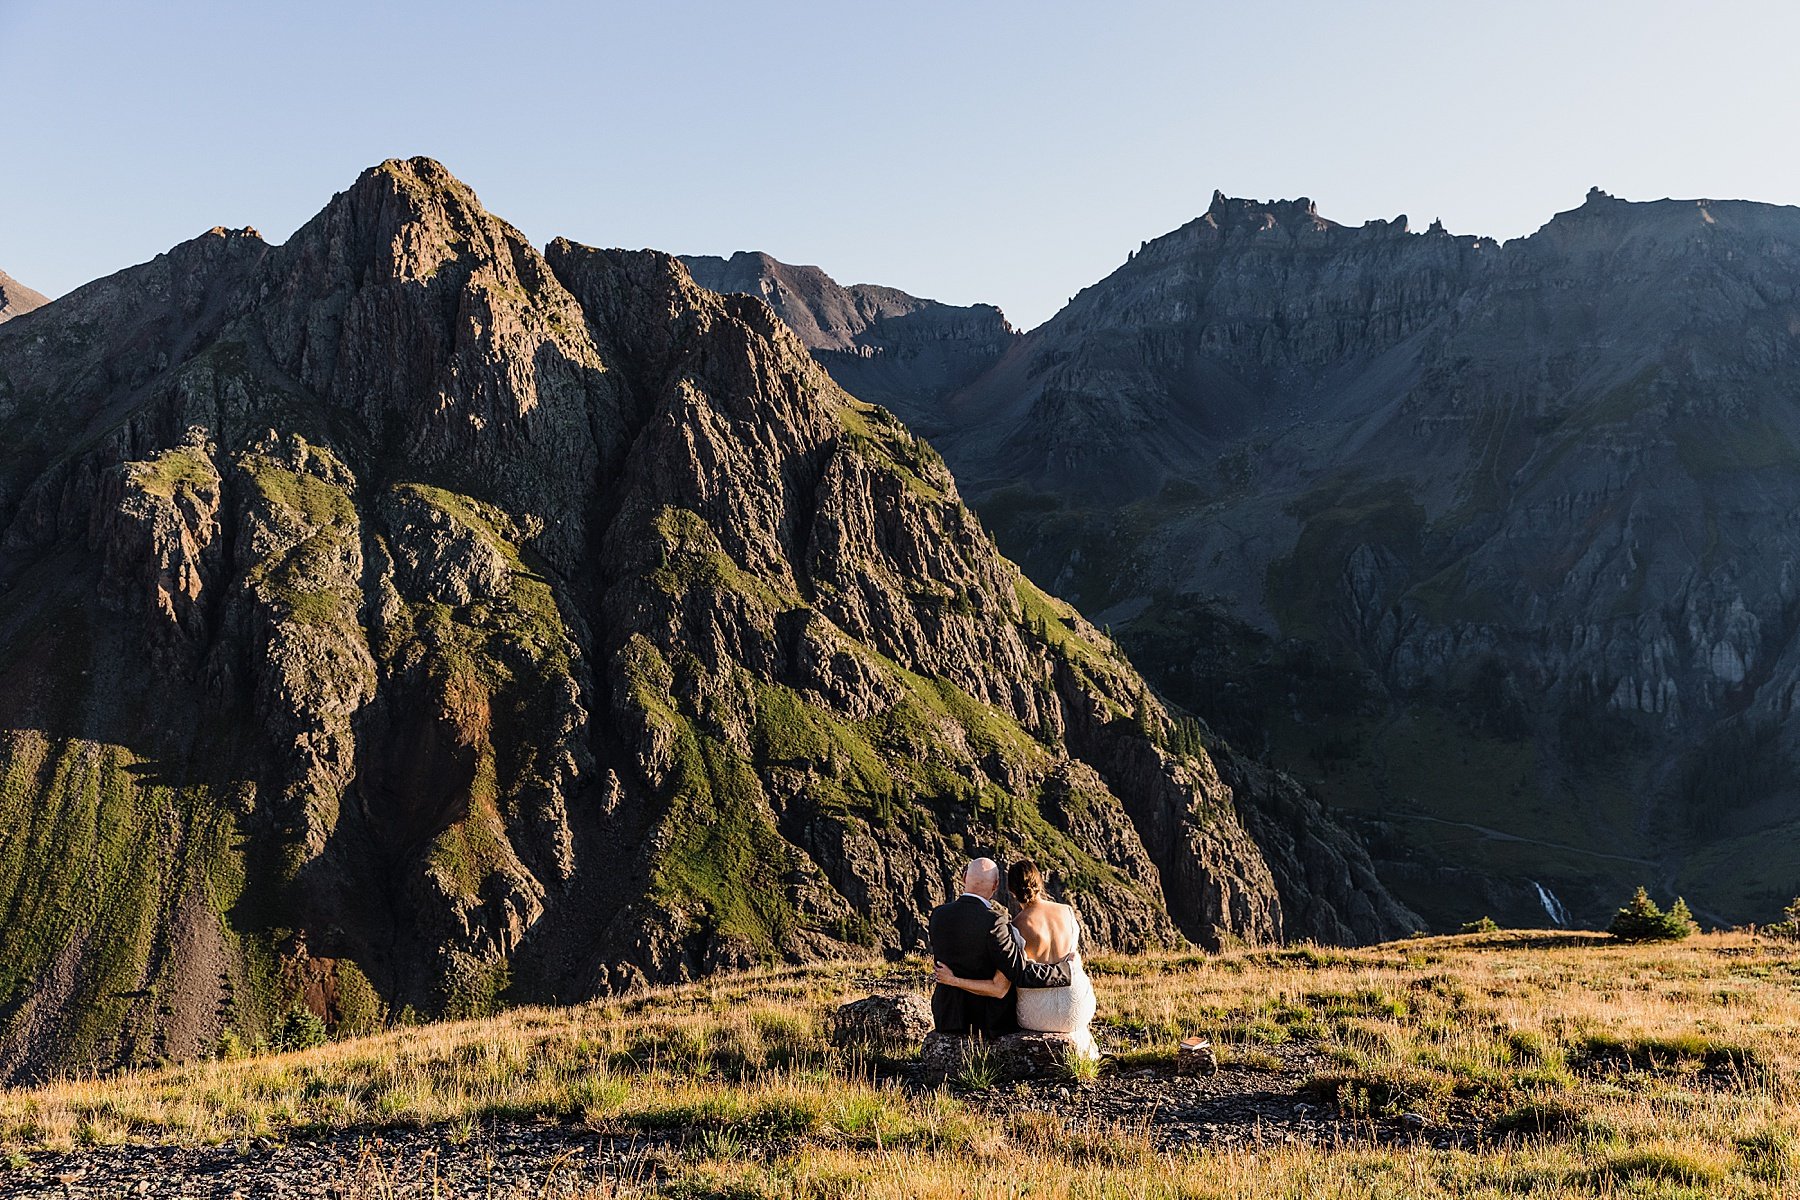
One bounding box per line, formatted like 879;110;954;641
0;269;48;323
679;251;1016;436
0;160;1408;1081
889;188;1800;930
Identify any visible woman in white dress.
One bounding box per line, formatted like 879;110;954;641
933;860;1098;1058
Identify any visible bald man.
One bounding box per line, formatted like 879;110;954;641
927;857;1072;1038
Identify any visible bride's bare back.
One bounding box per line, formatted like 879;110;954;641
1014;898;1079;962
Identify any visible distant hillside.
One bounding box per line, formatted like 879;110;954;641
680;251;1016;435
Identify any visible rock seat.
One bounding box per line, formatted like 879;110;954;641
916;1029;1095;1085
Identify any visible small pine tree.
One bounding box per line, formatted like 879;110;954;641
272;1003;328;1051
1132;691;1159;742
1608;886;1697;942
1664;897;1698;938
1771;897;1800;942
1460;916;1500;935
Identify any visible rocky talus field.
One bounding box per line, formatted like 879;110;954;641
695;191;1800;932
0;158;1414;1082
1;932;1797;1198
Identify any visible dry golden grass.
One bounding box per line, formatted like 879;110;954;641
4;931;1799;1197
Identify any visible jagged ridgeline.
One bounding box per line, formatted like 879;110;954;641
0;159;1409;1079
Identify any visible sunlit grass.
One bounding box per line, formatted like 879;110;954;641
3;932;1798;1196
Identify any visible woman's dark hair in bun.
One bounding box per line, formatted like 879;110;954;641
1008;859;1045;903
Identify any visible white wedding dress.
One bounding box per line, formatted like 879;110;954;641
1012;922;1098;1058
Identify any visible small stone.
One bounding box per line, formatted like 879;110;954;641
1176;1036;1219;1076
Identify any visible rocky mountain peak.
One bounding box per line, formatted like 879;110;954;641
1201;191;1331;234
286;155;535;290
0;268;49;323
1530;188;1800;255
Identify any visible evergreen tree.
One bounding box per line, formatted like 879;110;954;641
1608;886;1696;942
272;1003;328;1051
1770;897;1800;942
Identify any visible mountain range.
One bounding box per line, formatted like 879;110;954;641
0;160;1409;1080
696;188;1800;932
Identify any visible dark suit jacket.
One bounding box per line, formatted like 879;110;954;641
928;894;1072;1037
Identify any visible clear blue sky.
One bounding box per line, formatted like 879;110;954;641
4;0;1799;329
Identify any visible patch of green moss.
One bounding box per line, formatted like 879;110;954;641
860;642;1050;767
127;446;217;500
240;456;363;631
760;652;1149;919
425;791;510;903
1014;577;1109;666
647;721;799;953
649;506;793;610
386;483;573;676
393;483;522;550
751;685;895;814
244;457;356;531
834;399;948;501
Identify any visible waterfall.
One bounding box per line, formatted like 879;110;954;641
1530;880;1571;927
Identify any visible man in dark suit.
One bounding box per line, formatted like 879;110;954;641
928;857;1072;1037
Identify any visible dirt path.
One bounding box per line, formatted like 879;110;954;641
1388;812;1659;866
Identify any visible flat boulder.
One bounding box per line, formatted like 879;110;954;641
917;1029;1092;1085
830;993;934;1054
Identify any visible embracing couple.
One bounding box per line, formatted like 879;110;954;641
927;857;1098;1057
